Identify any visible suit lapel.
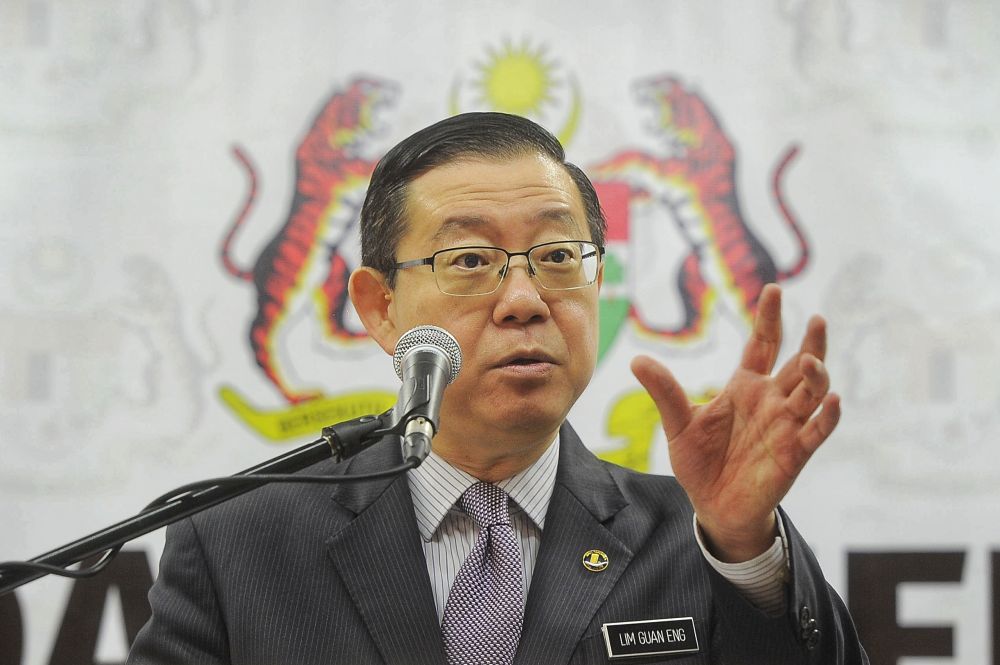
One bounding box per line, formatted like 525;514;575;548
514;424;635;665
325;440;447;665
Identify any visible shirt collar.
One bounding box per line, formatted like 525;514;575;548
407;434;560;542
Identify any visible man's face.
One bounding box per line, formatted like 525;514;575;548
383;153;602;458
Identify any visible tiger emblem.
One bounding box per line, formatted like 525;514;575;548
221;78;396;403
591;75;808;341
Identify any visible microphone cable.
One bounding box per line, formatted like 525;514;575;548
0;324;463;589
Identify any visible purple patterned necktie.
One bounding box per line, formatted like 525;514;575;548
441;482;524;665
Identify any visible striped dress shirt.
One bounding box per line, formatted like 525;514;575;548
407;434;788;621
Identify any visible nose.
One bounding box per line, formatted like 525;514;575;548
492;255;550;324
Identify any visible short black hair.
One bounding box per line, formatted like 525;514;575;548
359;112;606;286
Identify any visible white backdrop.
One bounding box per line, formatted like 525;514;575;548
1;1;999;663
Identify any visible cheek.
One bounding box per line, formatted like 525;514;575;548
549;298;600;396
390;283;467;335
556;298;601;352
406;304;490;373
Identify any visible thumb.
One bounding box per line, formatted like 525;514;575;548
630;355;692;441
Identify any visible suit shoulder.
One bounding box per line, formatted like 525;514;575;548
179;454;362;541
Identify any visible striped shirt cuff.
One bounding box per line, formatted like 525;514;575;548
692;512;789;617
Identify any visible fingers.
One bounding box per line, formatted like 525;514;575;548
775;314;828;395
797;393;841;454
631;355;692;441
784;354;838;458
800;314;828;362
740;284;782;375
784;354;830;420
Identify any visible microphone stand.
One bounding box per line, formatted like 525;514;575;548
0;413;389;597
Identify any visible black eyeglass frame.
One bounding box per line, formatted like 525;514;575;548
392;240;606;296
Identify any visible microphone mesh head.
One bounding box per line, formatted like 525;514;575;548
392;325;462;384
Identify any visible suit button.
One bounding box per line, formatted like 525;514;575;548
799;605;813;630
801;618;817;640
806;629;821;650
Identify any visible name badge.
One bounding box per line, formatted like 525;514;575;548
602;618;700;659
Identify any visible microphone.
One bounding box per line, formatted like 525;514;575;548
392;325;462;465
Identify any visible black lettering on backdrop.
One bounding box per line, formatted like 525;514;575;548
0;591;23;665
48;550;153;665
4;546;997;663
848;551;964;665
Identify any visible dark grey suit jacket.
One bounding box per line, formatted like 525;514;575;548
129;423;868;664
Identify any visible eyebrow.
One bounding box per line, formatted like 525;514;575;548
533;208;581;230
431;209;583;243
431;216;491;243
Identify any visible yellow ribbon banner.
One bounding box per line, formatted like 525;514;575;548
219;386;397;442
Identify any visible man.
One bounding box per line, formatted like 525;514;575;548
129;112;868;663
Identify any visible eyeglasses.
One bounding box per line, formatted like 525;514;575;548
393;240;605;297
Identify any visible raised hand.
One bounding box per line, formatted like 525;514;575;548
630;284;841;562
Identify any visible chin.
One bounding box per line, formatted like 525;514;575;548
481;401;567;438
442;383;578;438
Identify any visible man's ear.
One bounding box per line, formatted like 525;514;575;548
348;267;397;356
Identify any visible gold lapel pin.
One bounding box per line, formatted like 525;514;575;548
582;549;609;572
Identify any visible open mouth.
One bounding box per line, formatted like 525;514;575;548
496;351;557;370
